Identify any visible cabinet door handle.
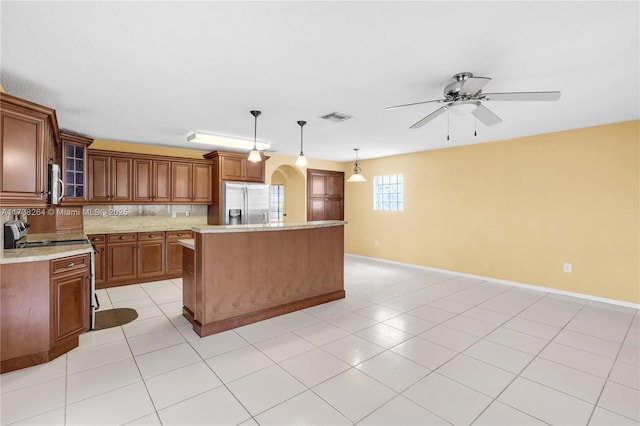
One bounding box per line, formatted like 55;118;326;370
148;234;155;238
119;236;126;240
65;262;75;268
177;233;183;237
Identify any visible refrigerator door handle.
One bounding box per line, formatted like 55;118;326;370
244;185;249;225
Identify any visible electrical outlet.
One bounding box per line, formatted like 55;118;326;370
563;263;572;273
185;210;190;217
171;212;176;218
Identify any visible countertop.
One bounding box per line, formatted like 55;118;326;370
178;239;195;250
84;223;206;234
1;232;93;264
192;220;347;234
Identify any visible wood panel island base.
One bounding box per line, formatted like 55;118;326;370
181;221;346;337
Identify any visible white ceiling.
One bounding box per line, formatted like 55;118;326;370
1;1;638;162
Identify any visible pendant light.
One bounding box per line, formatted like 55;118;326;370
295;120;308;167
346;148;367;182
247;110;262;163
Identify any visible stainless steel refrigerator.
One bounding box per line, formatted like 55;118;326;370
221;181;270;225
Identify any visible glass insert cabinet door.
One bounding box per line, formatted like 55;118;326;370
60;132;93;203
64;143;85;199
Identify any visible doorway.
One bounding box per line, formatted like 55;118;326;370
270;165;306;223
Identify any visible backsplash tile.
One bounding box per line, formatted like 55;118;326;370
83;205;207;233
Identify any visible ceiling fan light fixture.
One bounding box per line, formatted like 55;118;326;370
450;100;479;115
346;148;367;183
295;120;308;167
248;110;262;163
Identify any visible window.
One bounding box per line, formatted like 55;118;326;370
374;174;403;211
270;184;284;223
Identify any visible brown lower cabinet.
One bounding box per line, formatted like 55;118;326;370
166;230;192;274
138;232;166;279
89;230;192;289
107;233;138;283
1;253;90;373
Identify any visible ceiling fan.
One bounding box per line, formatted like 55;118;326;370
386;72;561;129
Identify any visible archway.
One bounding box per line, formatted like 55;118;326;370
270;165;306;223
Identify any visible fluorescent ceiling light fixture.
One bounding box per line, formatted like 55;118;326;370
187;132;270;151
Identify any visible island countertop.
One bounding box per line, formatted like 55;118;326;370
192;220;346;234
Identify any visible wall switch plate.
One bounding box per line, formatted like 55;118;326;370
374;240;379;246
563;263;572;273
171;212;176;218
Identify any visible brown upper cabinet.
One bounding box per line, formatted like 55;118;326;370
171;162;193;203
0;93;60;207
204;150;268;183
88;149;212;204
134;159;171;203
88;154;132;202
60;132;93;205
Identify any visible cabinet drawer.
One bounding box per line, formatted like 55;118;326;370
167;230;193;240
137;231;165;241
51;254;89;275
87;234;106;243
107;233;137;243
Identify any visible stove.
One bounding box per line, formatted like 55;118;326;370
3;219;29;249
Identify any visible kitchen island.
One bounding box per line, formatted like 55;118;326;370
180;220;346;337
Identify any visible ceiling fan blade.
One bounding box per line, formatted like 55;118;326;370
482;91;561;101
409;106;447;129
461;76;491;95
385;98;445;111
474;104;502;126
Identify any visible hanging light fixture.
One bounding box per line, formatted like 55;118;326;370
346;148;367;182
295;120;308;167
247;110;262;163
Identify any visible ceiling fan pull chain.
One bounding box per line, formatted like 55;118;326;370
447;108;450;141
474;112;477;136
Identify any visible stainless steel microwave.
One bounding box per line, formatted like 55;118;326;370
48;164;64;205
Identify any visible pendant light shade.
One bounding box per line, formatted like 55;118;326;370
295;120;308;167
346;148;367;182
248;110;262;163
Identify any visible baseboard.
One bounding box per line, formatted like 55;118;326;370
345;253;640;310
190;290;347;337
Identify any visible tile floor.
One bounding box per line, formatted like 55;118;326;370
1;255;639;425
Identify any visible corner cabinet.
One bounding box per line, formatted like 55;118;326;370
0;253;90;373
0;93;60;207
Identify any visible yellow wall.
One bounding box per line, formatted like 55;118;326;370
90;139;210;159
345;120;639;304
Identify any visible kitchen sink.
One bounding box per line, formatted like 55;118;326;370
19;239;90;248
